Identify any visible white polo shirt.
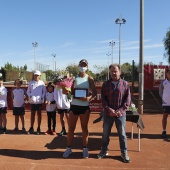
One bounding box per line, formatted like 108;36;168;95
12;88;27;107
160;79;170;106
0;86;7;108
45;92;57;112
27;80;46;104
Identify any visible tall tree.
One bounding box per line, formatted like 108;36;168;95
1;63;28;71
163;27;170;63
121;63;132;80
4;62;13;70
23;64;27;71
66;63;79;77
121;62;138;82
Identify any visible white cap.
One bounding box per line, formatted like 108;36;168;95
34;70;41;76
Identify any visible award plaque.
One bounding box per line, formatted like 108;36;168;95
74;88;88;98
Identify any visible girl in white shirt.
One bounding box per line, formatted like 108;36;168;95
45;82;57;135
0;77;7;134
54;82;70;136
12;79;28;133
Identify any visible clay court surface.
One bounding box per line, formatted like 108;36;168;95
0;110;170;170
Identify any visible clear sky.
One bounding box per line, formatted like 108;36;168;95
0;0;169;72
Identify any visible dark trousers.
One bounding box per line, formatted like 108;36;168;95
47;111;56;130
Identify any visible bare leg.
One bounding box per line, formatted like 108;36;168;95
1;114;7;128
162;113;168;130
0;116;3;128
79;110;90;147
20;115;25;128
30;110;36;127
37;110;42;128
15;115;19;129
60;113;65;128
67;112;78;146
65;112;69;129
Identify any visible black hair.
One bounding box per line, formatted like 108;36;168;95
47;82;55;89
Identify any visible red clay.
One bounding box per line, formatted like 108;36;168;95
0;111;169;170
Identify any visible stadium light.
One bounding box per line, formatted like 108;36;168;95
32;42;38;70
115;16;126;65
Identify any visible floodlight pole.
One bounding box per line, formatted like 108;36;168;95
51;53;56;72
109;40;115;64
32;42;38;70
115;16;126;66
139;0;144;115
106;53;111;80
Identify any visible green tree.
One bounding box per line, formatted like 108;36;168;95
121;62;139;82
163;27;170;63
2;62;25;71
92;63;139;82
23;64;27;71
4;62;13;70
45;70;53;81
93;64;108;81
86;69;96;79
93;65;105;74
100;67;109;81
0;63;29;80
121;63;132;80
66;63;79;77
55;69;69;77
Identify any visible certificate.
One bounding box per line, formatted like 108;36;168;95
74;88;88;98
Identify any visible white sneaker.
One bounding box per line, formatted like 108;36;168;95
63;147;72;158
83;148;89;158
121;151;131;163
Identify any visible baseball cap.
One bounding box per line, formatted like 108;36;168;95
34;70;41;76
79;59;88;66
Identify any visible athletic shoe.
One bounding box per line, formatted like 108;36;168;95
13;127;19;131
27;127;34;134
63;147;72;158
52;130;56;135
37;127;41;134
3;127;7;134
59;129;67;136
83;148;89;158
22;127;27;133
97;150;108;159
0;126;4;130
44;129;51;135
162;131;167;138
121;152;131;163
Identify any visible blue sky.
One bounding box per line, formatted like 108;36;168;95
0;0;169;73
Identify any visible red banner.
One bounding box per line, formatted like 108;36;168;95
144;65;169;90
